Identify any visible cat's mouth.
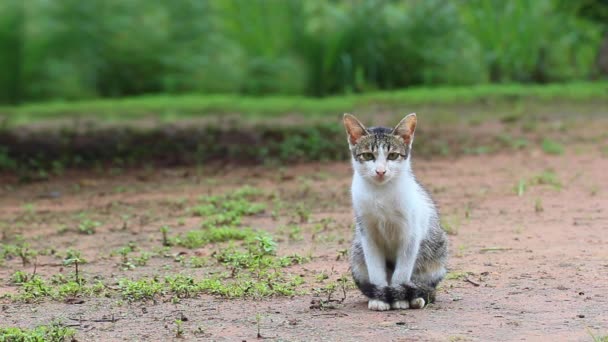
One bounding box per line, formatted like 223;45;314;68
373;174;389;183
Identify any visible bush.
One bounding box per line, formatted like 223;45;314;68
460;0;602;83
0;0;603;104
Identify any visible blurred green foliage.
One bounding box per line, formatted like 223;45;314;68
0;0;605;104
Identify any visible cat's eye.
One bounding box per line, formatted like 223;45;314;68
359;153;375;161
387;153;400;160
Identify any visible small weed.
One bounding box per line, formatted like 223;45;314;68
454;245;467;257
336;249;348;261
513;225;524;234
57;225;69;234
531;171;562;190
256;313;263;338
534;198;544;213
521;119;538;133
175;319;185;338
541;139;564;155
515;179;527;196
441;216;459;236
515;171;561;196
133;252;152;266
22;203;36;215
63;249;86;284
17;276;53;302
160;225;171;246
311;274;352;309
165;275;200;299
11;270;30;284
187;256;207;268
510;138;529;150
192;187;265;227
464;202;473;219
77;218;101;235
590;185;599;196
315;271;330;282
280;225;303;241
587;328;608;342
119;277;164;301
445;271;471;280
277;254;310;267
115;245;137;270
463;146;492;155
295;204;311;223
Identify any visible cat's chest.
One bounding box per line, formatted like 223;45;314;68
356;192;406;225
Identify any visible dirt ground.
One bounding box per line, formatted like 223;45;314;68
1;134;607;341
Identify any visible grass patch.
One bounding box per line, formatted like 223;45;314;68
118;278;165;301
514;170;561;196
530;171;562;189
6;274;106;303
172;227;255;249
119;265;307;301
0;324;76;342
445;271;471;280
172;186;267;248
4;82;607;121
7;231;309;302
541;138;565;155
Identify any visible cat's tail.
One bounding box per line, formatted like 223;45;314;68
354;280;436;304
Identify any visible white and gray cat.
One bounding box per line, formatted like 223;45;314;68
343;113;448;311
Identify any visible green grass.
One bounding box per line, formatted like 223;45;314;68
4;204;310;302
541;138;565;155
172;227;255;249
171;186;267;248
2;82;607;122
445;271;471;280
514;170;562;196
0;324;76;342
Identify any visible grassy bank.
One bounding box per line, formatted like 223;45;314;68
1;82;607;179
1;82;607;123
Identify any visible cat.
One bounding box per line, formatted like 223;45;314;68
343;113;448;311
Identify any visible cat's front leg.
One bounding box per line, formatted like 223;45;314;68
390;239;424;309
360;237;391;311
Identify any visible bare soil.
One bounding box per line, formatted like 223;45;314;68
1;137;607;341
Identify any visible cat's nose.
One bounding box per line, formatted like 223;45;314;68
376;169;386;176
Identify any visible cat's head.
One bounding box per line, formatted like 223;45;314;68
343;113;417;185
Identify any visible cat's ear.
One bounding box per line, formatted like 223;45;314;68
393;113;417;146
343;113;368;145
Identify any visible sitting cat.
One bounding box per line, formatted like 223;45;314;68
343;113;448;311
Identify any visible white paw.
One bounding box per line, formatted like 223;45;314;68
391;300;410;310
409;297;426;309
368;299;391;311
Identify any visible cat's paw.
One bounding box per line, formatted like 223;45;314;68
409;297;426;309
368;299;391;311
391;300;410;310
